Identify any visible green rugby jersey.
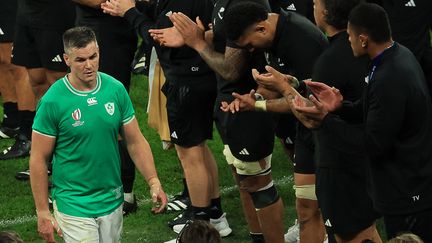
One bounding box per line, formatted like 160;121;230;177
33;72;135;217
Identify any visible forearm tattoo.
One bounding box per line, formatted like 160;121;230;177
198;46;247;81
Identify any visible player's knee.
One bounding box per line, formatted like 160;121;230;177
249;183;280;209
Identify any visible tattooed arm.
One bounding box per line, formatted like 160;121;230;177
198;46;248;81
166;12;247;81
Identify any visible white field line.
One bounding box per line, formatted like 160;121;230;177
0;175;293;228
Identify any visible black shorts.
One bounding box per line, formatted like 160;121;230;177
383;207;432;243
76;22;137;90
12;24;68;71
275;113;297;150
0;0;17;42
316;166;380;237
225;111;276;162
162;78;216;147
293;125;316;174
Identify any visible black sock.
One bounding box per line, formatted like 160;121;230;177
250;233;265;243
119;140;135;193
2;102;19;128
181;178;189;197
19;110;35;140
191;206;210;221
210;197;223;219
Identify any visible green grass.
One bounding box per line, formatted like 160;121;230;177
0;74;297;242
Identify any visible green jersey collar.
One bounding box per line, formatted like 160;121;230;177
63;72;102;96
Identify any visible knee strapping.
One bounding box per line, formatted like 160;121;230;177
250;183;280;209
293;184;317;200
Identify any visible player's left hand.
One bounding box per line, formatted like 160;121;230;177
220;90;257;113
252;66;297;93
149;179;168;214
149;27;185;47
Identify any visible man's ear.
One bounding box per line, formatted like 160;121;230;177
255;22;267;34
359;34;368;48
63;53;70;67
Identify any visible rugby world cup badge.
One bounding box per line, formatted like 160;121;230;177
72;108;85;127
105;102;115;115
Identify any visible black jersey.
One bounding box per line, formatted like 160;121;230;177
269;0;314;22
0;0;17;18
124;0;215;82
381;0;432;60
312;31;368;168
16;0;75;29
345;43;432;215
270;11;327;80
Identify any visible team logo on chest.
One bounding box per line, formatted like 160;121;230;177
87;97;98;106
72;108;85;127
105;102;115;115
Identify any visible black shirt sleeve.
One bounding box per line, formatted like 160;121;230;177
124;7;155;45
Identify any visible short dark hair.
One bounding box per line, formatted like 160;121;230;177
322;0;363;30
63;26;97;54
348;3;391;43
0;231;24;243
224;1;269;41
178;220;221;243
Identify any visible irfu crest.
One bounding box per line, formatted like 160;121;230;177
105;102;115;115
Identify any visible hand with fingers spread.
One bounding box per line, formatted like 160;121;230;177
291;94;327;129
37;211;62;243
220;89;258;113
101;0;135;17
148;178;168;214
304;80;343;112
252;66;298;93
168;12;207;51
148;27;185;47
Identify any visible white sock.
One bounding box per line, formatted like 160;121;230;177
124;192;134;203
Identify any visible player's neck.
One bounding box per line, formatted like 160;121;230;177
67;73;97;92
369;39;394;59
325;25;344;37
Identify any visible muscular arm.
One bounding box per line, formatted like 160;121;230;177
198;45;248;81
120;118;167;213
30;132;61;242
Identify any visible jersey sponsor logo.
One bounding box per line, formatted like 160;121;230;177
324;219;332;227
171;131;178;139
191;66;199;72
405;0;416;7
264;52;271;65
286;3;297;11
412;195;420;201
218;7;225;20
104;102;115;115
239;148;250;155
87;97;98;106
0;28;4;35
51;55;63;63
277;58;285;67
71;108;85;127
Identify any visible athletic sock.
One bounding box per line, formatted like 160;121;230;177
2;102;19;128
210;197;223;219
191;206;210;221
124;192;134;203
250;232;265;243
19;110;35;140
119;140;135;193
